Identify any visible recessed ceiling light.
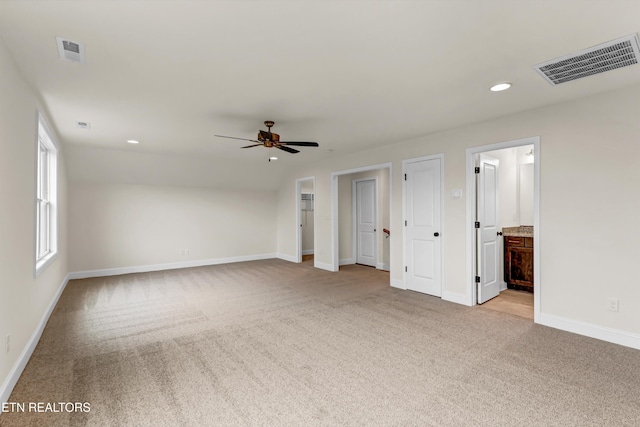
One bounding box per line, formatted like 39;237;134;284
269;156;278;161
490;82;512;92
126;139;139;144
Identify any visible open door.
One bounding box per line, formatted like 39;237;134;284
477;154;500;304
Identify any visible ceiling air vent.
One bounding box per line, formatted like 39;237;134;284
56;36;86;63
534;34;640;85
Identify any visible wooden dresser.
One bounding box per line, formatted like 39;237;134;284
503;231;534;292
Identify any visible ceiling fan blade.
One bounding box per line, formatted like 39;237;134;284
214;135;260;143
241;144;262;148
277;145;300;154
280;141;319;147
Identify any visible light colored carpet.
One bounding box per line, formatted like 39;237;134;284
3;259;639;426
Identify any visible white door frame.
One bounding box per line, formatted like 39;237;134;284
465;136;541;322
402;154;445;294
352;177;378;268
330;162;392;274
295;176;315;264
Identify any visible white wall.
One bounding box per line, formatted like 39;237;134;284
483;147;519;228
300;181;314;194
483;145;534;230
516;145;535;225
0;39;68;400
278;84;640;339
65;144;291;192
69;183;277;272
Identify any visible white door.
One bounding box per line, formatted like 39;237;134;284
477;154;500;304
405;158;442;296
356;179;377;267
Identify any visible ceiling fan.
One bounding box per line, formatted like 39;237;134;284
215;121;319;159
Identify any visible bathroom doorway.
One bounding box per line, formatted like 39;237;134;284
466;137;539;322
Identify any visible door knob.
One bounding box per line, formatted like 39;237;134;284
434;232;440;237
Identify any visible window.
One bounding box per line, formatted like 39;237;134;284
35;115;57;274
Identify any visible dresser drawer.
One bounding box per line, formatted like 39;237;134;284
525;237;533;248
505;236;524;247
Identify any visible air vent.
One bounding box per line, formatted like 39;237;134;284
534;34;640;85
56;37;86;63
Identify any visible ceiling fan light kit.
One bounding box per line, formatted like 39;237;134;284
215;121;319;161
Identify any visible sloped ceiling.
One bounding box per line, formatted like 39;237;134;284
1;1;639;189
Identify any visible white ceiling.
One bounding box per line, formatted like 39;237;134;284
1;1;639;180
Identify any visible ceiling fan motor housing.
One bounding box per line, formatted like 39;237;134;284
258;130;279;143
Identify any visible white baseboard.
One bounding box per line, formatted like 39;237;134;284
277;253;297;263
69;253;278;279
390;278;405;289
314;261;335;272
339;258;355;266
1;274;70;405
442;291;473;306
376;262;385;270
499;281;508;291
302;249;314;256
539;313;640;350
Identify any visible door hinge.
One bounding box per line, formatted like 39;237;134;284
405;266;408;272
474;221;480;229
404;220;407;226
404;173;407;181
475;167;480;174
475;276;481;283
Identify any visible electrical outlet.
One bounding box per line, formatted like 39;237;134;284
5;334;9;353
607;298;619;312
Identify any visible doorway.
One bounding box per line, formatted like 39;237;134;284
330;163;392;274
296;177;315;264
466;137;540;322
